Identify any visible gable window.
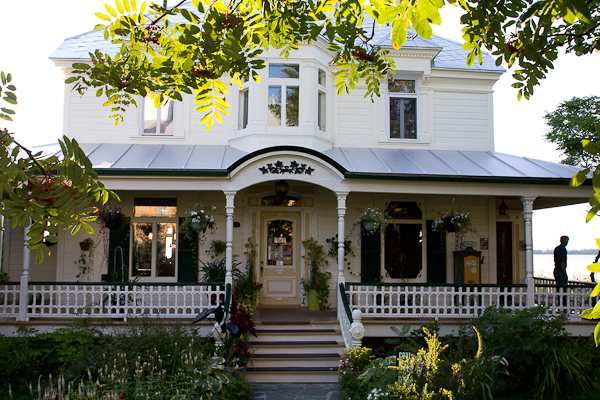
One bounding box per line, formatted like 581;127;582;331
142;96;174;135
318;69;326;131
268;63;299;127
389;78;417;139
131;198;177;280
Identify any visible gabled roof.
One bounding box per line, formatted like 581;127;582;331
50;2;503;72
35;143;583;184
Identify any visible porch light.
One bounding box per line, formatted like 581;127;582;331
499;198;508;216
274;180;289;196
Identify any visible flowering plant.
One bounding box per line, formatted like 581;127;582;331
301;237;332;309
352;207;389;236
432;203;477;249
180;204;217;240
96;204;126;230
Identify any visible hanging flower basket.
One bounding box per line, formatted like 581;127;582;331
191;221;208;233
362;221;376;232
444;217;457;233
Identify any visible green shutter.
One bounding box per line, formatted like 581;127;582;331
178;217;199;282
361;229;381;283
107;218;130;281
426;220;446;283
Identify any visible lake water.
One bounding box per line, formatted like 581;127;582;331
534;254;597;282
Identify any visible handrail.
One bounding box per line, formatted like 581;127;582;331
346;282;527;288
224;283;232;317
339;283;353;324
0;282;19;286
27;281;226;287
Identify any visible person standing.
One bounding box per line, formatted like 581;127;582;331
553;235;569;307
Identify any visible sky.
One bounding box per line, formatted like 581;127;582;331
1;1;600;251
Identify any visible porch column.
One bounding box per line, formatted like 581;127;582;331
336;192;348;285
521;195;536;307
18;225;31;322
224;191;236;286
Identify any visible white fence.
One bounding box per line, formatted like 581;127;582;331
0;283;19;317
0;282;225;320
535;283;598;317
345;284;528;318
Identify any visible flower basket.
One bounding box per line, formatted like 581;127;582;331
181;204;217;240
444;217;457;233
191;221;208;233
79;241;91;251
362;221;376;232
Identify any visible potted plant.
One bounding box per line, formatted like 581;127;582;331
432;203;477;249
79;238;94;251
76;238;94;280
210;239;227;256
352;207;389;235
96;205;125;230
301;237;332;310
180;204;217;240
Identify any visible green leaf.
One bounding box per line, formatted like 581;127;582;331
123;0;131;12
591;283;600;297
72;63;91;70
587;263;600;273
391;17;408;50
65;77;78;84
36;250;44;265
596;238;600;250
1;72;6;85
595;323;600;346
96;12;112;21
569;169;589;187
140;1;146;13
115;0;124;14
105;4;118;17
583;140;600;155
82;223;94;235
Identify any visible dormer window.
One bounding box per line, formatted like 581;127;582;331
389;78;417;139
268;63;300;127
142;95;174;135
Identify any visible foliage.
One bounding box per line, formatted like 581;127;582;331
352;207;390;236
459;1;600;100
0;322;255;399
544;96;600;168
300;237;332;309
180;204;217;240
95;204;126;230
233;273;262;307
199;256;242;283
432;202;476;249
340;327;508;400
210;239;226;255
465;307;590;399
75;238;95;280
218;334;254;369
12;345;233;400
326;234;355;266
0;72;115;263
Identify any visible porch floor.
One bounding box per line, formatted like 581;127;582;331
254;308;337;325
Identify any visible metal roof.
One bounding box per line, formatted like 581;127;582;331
49;2;503;73
37;143;582;183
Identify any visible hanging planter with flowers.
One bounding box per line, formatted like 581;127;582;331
96;205;125;230
181;204;217;240
432;202;477;249
352;207;390;236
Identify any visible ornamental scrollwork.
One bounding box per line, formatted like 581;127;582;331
258;160;315;175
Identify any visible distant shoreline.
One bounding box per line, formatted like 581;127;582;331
534;249;598;255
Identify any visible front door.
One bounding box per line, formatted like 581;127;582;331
259;212;301;306
496;222;513;284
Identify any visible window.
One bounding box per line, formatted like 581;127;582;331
317;69;326;131
389;78;417;139
268;63;299;127
238;88;249;130
142;96;174;135
384;224;423;279
131;198;177;279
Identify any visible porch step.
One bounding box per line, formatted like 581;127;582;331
247;323;344;383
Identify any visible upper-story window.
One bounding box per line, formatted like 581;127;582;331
142;95;174;135
268;63;299;127
389;78;417;139
238;75;249;130
317;69;326;131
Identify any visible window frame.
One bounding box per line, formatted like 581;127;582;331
138;95;178;137
267;62;301;128
130;200;178;282
380;218;427;283
387;76;420;141
317;68;327;132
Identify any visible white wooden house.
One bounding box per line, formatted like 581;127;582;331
0;2;597;382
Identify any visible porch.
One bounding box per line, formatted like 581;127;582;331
2;279;596;338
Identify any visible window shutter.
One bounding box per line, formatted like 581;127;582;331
178;217;199;282
426;220;446;283
360;229;381;283
107;218;130;281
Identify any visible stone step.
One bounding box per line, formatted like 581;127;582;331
254;346;343;355
246;367;339;383
250;340;342;347
251;359;340;368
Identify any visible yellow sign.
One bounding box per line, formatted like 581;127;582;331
464;255;480;284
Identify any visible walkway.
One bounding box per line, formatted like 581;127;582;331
250;384;340;400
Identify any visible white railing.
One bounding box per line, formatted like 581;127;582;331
25;282;225;320
0;283;20;317
345;284;528;318
535;283;597;317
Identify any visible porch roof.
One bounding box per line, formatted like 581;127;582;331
40;143;584;185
